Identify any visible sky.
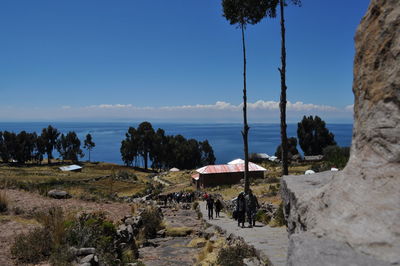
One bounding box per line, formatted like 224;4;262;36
0;0;370;123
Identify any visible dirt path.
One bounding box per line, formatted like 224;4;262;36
0;189;133;265
199;202;289;266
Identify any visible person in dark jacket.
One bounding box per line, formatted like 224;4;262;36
206;195;215;220
236;192;246;228
245;189;259;227
215;198;223;218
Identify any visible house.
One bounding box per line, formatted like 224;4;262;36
192;162;266;188
59;164;82;172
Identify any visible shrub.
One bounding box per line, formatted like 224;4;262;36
35;207;67;247
255;210;271;225
323;145;350;169
117;170;138;181
273;202;286;227
11;227;52;264
0;190;8;212
265;177;279;184
140;207;163;238
192;201;199;210
217;242;256;266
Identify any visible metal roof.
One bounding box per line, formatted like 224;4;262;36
191;173;200;180
196;162;266;174
59;165;82;171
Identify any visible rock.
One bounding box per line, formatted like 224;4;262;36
76;247;96;256
80;254;94;264
243;257;264;266
282;0;400;264
287;233;392;266
47;189;70;199
78;263;91;266
156;229;166;237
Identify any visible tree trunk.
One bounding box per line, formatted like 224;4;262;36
88;149;91;162
279;0;289;176
47;151;51;165
241;24;250;193
144;151;148;170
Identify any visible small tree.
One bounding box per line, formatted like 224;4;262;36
83;134;95;162
297;116;336;156
136;122;155;170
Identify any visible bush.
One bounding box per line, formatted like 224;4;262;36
192;201;199;210
140;207;163;238
11;227;52;263
255;210;271;224
323;145;350;169
0;190;8;213
217;243;256;266
273;202;286;227
35;207;67;247
117;170;138;181
265;177;279;184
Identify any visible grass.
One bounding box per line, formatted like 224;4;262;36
0;189;8;212
0;162;152;201
165;226;193;237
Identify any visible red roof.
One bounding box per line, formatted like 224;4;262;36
196;162;266;174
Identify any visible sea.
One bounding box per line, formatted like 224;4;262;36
0;122;353;165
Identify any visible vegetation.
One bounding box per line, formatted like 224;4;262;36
297;115;336;155
41;125;60;164
120;121;215;170
57;131;84;163
323;145;350;169
217;242;257;266
11;207;130;265
275;137;299;161
222;0;272;193
83;133;96;162
276;0;301;176
0;189;8;212
0;125;85;165
140;206;163;238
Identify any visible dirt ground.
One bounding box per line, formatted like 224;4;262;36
0;189;133;266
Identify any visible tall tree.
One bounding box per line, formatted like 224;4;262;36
277;0;301;175
136;122;155;170
297;115;336;155
83;133;96;162
41;125;60;164
222;0;270;193
57;132;84;163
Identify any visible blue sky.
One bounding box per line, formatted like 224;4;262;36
0;0;370;123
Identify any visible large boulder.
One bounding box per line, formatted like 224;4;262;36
282;0;400;264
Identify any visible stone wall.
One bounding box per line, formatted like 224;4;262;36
281;0;400;265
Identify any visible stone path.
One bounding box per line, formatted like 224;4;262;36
200;202;288;266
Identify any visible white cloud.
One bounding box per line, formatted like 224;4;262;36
0;100;354;123
345;104;354;112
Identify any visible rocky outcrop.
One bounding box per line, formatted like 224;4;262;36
281;0;400;265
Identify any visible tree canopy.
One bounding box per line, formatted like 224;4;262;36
297;116;337;156
57;131;84;163
83;133;96;162
120;122;216;170
275;137;299;160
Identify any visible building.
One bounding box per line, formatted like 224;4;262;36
59;164;82;172
192;162;266;188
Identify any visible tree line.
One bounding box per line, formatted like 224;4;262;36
120;122;216;170
0;125;95;164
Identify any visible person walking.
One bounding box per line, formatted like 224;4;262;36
215;198;222;218
206;195;215;220
245;189;259;227
236;192;246;228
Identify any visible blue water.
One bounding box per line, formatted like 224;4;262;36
0;122;353;165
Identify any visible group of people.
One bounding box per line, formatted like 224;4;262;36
160;191;196;206
204;193;223;220
235;189;259;228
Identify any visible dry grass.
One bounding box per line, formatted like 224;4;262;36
165;226;193;237
196;238;225;266
0;189;8;212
